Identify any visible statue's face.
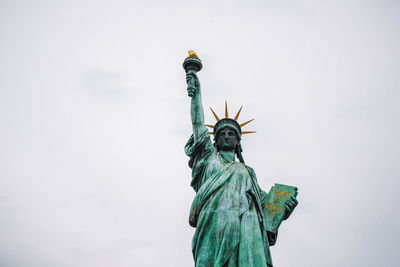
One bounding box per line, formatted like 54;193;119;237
216;127;239;151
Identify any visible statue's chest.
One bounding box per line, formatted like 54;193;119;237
204;155;248;180
204;157;225;178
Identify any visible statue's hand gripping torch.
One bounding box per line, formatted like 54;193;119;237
183;50;202;97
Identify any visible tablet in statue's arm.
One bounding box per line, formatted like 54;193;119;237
263;183;298;234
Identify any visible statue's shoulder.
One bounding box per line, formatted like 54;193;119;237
242;163;256;176
230;161;256;176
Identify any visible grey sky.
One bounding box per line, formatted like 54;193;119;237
0;0;399;266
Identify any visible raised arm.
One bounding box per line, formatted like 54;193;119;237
186;71;206;142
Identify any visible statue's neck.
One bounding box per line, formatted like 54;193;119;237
219;149;236;162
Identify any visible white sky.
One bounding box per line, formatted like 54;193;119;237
0;0;399;266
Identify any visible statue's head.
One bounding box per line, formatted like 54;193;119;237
207;102;256;163
214;118;241;151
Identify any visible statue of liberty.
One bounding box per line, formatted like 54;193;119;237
183;51;298;267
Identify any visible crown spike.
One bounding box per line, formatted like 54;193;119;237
225;101;228;118
205;124;214;128
240;119;255;127
234;106;243;121
210;107;220;121
242;131;256;134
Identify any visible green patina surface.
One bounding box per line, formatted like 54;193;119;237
183;53;298;267
185;129;274;267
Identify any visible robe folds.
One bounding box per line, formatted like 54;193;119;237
185;128;276;267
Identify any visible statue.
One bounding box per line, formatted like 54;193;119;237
183;51;298;267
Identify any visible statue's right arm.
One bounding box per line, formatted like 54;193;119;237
187;72;206;142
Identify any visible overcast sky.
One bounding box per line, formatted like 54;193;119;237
0;0;399;266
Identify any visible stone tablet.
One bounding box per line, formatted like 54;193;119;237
264;183;298;233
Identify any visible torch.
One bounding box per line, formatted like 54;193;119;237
183;50;202;97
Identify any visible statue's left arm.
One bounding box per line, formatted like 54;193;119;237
259;190;279;245
283;196;298;220
260;190;298;246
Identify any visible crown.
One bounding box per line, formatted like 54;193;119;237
205;101;256;138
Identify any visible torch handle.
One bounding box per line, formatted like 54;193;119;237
183;54;202;97
186;69;197;97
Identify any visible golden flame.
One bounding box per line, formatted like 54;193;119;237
188;50;199;58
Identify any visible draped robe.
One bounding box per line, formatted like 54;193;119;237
185;128;276;267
